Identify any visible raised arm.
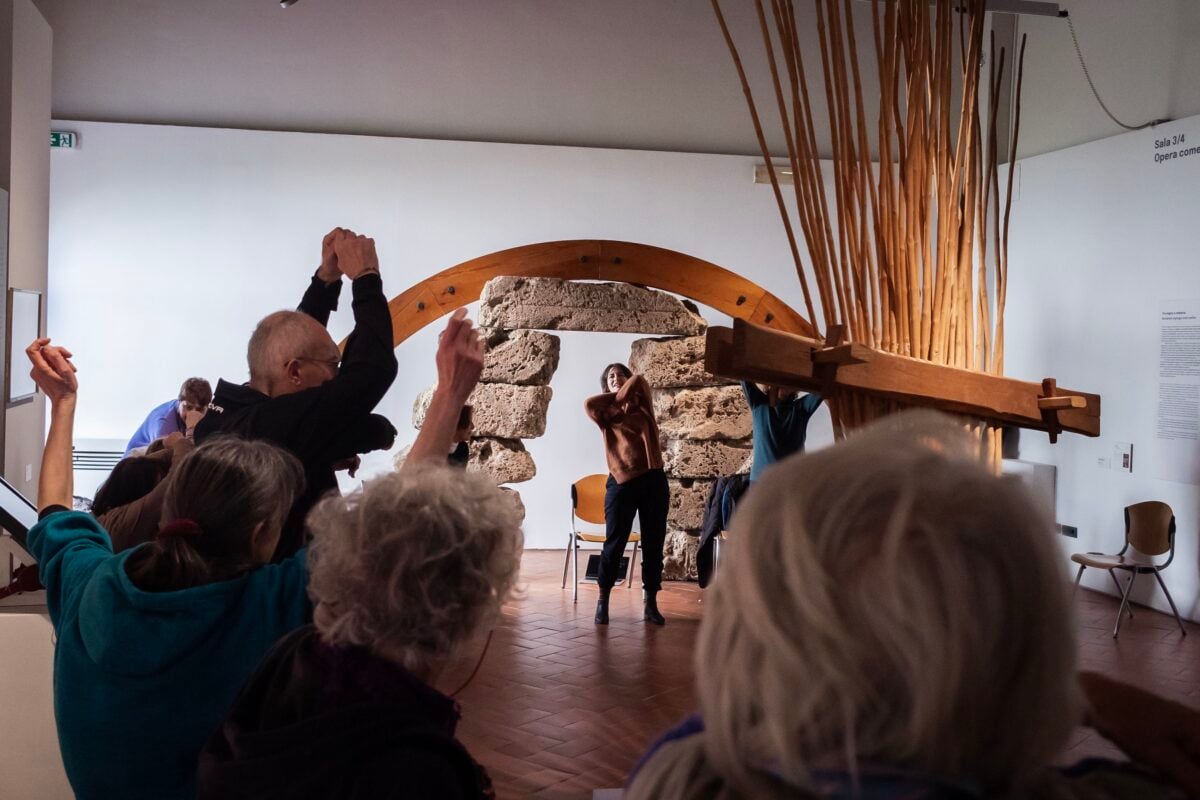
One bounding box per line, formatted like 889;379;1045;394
405;308;484;466
615;373;653;414
585;392;618;425
741;381;768;409
297;228;348;326
27;339;78;512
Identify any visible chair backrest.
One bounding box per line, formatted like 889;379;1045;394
1125;501;1175;556
572;474;609;526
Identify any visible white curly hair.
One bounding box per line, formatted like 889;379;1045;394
306;465;524;677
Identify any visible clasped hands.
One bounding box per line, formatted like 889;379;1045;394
318;227;379;283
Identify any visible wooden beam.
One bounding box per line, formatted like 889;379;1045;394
710;320;1101;438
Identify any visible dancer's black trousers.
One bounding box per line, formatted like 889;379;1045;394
599;468;669;593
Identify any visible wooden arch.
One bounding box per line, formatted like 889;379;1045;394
383;240;815;347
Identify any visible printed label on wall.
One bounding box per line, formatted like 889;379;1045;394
1151;299;1200;484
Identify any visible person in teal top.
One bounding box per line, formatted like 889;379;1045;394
741;381;823;482
25;336;308;800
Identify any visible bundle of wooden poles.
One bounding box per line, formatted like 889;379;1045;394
713;0;1027;469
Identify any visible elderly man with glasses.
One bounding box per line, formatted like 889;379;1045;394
197;228;398;558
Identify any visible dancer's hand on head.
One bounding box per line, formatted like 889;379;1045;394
26;338;78;404
334;233;378;280
436;308;484;404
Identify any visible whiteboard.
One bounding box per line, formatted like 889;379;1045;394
7;289;41;404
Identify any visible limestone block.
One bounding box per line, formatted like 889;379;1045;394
481;329;560;386
667;477;713;531
629;335;728;388
662;438;753;479
655;385;751;441
661;527;699;582
478;276;706;336
413;383;553;439
390;437;535;485
499;487;527;524
468;438;536;484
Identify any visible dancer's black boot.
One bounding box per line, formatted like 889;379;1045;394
644;591;665;626
594;587;611;625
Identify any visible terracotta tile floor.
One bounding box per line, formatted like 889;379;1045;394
456;551;1197;799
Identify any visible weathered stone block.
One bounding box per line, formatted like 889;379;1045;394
655;385;751;441
662;438;753;478
668;477;712;530
662;527;699;581
478;277;706;336
499;487;526;524
468;437;536;484
629;335;728;388
390;437;535;485
481;329;560;386
413;384;553;439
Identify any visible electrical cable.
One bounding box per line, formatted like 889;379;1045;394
1065;12;1169;131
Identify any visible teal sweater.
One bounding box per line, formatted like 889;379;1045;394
29;510;310;800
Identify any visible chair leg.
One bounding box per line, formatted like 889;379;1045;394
1107;570;1133;618
1072;564;1084;593
572;541;579;604
561;536;572;589
628;540;638;589
1114;571;1137;639
1151;569;1188;636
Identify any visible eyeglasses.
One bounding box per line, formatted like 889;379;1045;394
294;356;341;371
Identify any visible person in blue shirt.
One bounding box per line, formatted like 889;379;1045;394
741;381;822;483
124;377;212;455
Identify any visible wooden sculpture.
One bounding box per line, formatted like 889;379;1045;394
708;0;1099;466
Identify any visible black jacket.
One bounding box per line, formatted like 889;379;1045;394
197;626;494;800
196;273;398;558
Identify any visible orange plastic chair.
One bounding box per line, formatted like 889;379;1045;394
561;474;640;603
1071;501;1186;639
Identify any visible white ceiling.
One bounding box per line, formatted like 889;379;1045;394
32;0;1200;160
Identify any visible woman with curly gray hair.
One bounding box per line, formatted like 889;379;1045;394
198;309;522;800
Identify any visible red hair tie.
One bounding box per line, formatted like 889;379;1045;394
158;519;204;539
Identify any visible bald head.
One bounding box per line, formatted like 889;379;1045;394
247;311;340;396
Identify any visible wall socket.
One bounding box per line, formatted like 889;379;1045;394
25;464;32;482
1059;524;1078;538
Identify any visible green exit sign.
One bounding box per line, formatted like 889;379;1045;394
50;131;77;149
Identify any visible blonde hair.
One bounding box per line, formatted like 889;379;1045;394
628;411;1079;798
306;466;524;677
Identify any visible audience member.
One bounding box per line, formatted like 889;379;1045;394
626;411;1196;799
585;363;670;626
93;432;194;551
198;308;510;799
26;337;309;800
196;228;398;558
125;377;211;456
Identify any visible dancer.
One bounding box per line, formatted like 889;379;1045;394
741;381;822;482
584;363;669;626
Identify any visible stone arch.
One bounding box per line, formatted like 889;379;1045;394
383;240;815;346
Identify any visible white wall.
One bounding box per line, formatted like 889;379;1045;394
47;121;833;549
1007;115;1200;622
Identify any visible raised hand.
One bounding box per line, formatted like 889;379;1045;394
26;338;78;404
317;227;357;282
333;233;379;281
436;308;484;404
